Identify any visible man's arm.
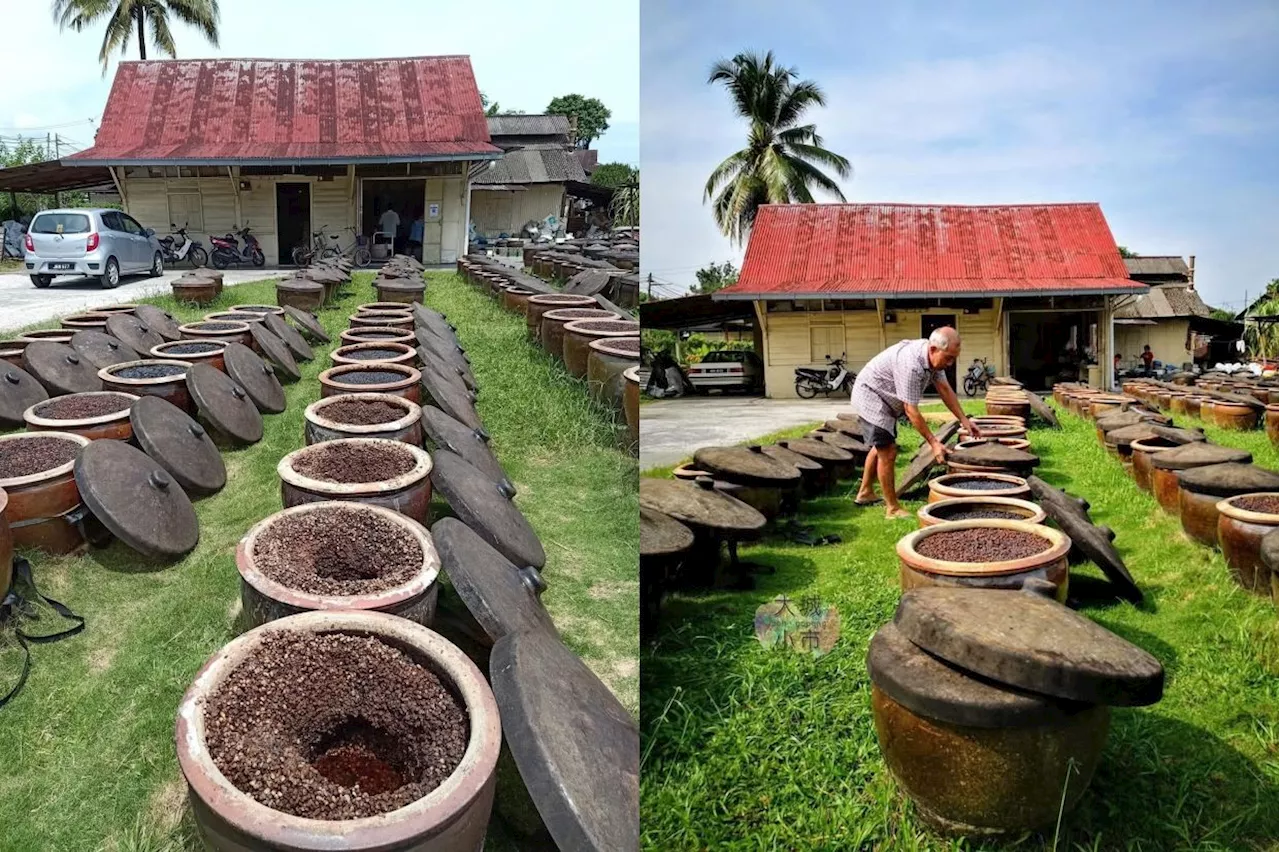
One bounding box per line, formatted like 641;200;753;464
934;375;980;438
902;402;946;463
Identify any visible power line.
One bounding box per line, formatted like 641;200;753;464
0;119;96;132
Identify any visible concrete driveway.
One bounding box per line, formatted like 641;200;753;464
640;395;851;470
0;268;284;333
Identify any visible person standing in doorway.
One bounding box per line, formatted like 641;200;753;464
850;327;982;519
1140;344;1155;374
409;210;425;262
379;207;401;253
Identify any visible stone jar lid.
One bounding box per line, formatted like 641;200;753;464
1150;442;1251;471
1176;463;1278;497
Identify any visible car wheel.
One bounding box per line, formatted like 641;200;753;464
30;274;52;289
151;251;164;276
100;257;121;289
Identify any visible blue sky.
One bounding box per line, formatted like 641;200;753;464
640;0;1278;310
0;0;638;164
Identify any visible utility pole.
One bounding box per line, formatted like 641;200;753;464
647;273;653;299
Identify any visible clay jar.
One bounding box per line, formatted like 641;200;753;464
917;496;1047;528
525;293;596;340
1173;462;1272;548
150;340;228;372
1216;493;1279;594
587;336;640;413
984;393;1030;420
622;366;640;456
499;287;534;315
23;392;139;441
896;519;1072;601
0;339;28;368
0;431;92;555
1150;445;1252;516
926;472;1031;504
1129;437;1179;493
275;279;324;312
0;488;10;594
176;610;501;852
1266;404;1279;446
60;312;111;332
319;363;422;403
1212;400;1260;431
539;309;615;361
340;327;417;348
1088;395;1132;421
180;320;252;350
99;360;194;415
304;394;424;447
171;276;219;305
278;438;434;525
561;319;640;379
350;312;413;332
330;342;418;369
236;501;440;628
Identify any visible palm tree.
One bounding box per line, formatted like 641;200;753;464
704;51;851;244
52;0;220;74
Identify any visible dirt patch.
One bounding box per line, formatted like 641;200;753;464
318;399;407;426
162;341;223;355
916;527;1051;562
292;441;416;484
145;777;188;834
253;505;423;595
0;436;79;479
1234;494;1278;515
89;645;116;674
331;369;408;386
35;394;132;420
587;581;637;601
205;631;467;820
111;364;187;380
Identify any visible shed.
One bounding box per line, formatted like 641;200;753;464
469;114;588;239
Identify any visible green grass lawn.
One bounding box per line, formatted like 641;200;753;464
640;399;1278;851
0;271;637;851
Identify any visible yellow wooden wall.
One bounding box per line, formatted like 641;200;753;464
757;305;1005;398
1115;319;1191;368
468;185;566;238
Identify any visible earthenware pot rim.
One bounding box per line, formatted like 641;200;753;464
319;363;421;391
237;500;439;610
0;430;90;488
1130;437;1179;453
330;342;417;366
150;340;228;359
227;304;285;315
98;359;191;386
175;608;500;847
205;312;264;324
623;366;640;384
23;391;140;429
562;319;641;339
527;293;596;305
897;519;1070;577
179;320;251;334
1216;492;1279;526
278;437;433;494
305;394;421;436
917;496;1047;526
340;327;416;345
928;472;1029;499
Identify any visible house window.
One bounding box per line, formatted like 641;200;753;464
810;323;845;362
167;193;203;234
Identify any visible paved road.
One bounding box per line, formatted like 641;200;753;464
0;268;284;333
639;395;852;470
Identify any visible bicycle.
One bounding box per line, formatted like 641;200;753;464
290;225;330;266
963;357;993;397
321;226;371;266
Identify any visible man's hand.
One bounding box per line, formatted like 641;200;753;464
929;439;947;465
965;419;983;439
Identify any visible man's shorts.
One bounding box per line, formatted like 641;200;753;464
862;420;897;449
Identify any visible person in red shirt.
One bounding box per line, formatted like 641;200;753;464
1140;345;1155;372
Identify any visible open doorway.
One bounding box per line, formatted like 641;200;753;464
361;179;424;260
276;183;310;266
921;314;958;389
1007;311;1100;390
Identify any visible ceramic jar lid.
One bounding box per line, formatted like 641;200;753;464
105;314;165;355
262;312;314;362
282;305;330;343
893;587;1165;706
420;405;510;488
490;627;639;852
248;323;301;382
431;516;555;643
222;343;286;414
1148;425;1207;445
23;341;104;395
1150;442;1251;471
761;444;822;472
639;477;767;533
421;365;481;431
133;305;183;341
73;438;199;559
692;445;802;486
823;420;865;437
129;395;226;497
777;437;853;463
429;449;546;570
69;330;141;369
947;441;1039;469
0;364;50;428
812;431;867;454
1176;462;1278;497
1105;423;1160;449
640;507;695;558
185;363;264;445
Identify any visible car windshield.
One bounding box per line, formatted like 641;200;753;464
31;213;91;234
701;351;745;363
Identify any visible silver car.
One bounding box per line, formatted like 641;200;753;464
23;208;164;289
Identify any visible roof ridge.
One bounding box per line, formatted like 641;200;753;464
117;55;472;65
761;201;1102;210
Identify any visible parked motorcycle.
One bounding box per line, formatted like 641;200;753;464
158;223;207;268
962;357;995;397
209;223;265;269
795;354;853;399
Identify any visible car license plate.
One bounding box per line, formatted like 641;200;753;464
50;263;74;271
707;368;727;374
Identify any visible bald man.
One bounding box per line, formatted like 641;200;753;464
850;327;982;519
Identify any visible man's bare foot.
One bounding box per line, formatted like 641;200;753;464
854;489;881;506
885;507;914;520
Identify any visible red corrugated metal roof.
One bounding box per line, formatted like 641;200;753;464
65;56;501;165
716;202;1146;299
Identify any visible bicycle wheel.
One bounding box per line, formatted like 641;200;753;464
320;247;339;260
353;247;371;267
291;246;309;266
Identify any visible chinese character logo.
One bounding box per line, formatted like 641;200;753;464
753;594;840;657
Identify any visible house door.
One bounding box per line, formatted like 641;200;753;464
921;314;958;390
276;183;311;266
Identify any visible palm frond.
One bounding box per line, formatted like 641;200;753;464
778;152;848;202
703;149;750;200
146;2;177;57
98;1;138;70
163;0;220;45
775;80;826;128
783;142;852;179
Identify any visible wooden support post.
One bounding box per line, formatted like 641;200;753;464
752;299;770;397
228;167;242;228
992;297;1004;373
875;299;887;349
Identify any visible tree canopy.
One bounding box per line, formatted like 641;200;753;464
693;261;739;294
52;0;220;73
591;163;638;189
546;94;611;148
